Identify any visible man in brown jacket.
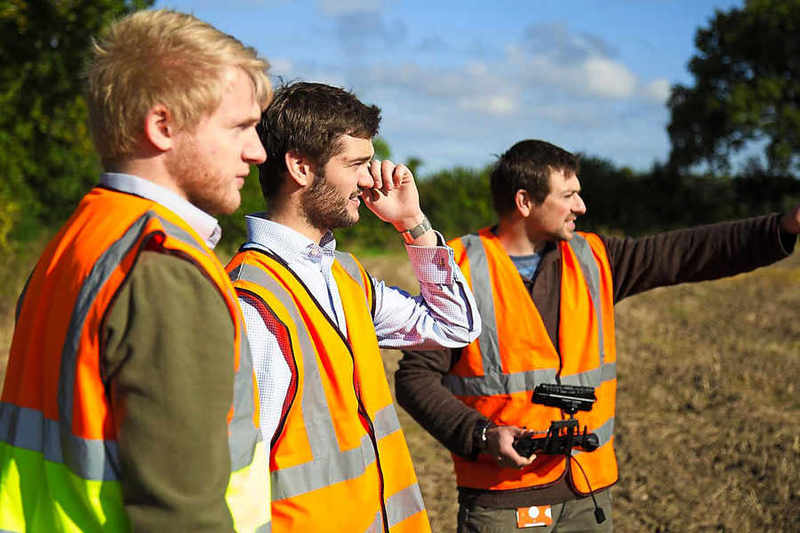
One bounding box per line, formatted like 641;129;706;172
395;139;800;532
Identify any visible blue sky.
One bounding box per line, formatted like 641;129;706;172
154;0;743;175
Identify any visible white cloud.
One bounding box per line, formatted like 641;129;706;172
505;42;640;101
641;78;671;104
461;94;517;116
267;57;294;76
278;22;671;172
582;56;637;98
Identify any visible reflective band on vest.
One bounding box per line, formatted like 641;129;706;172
228;249;430;533
1;187;269;532
444;229;619;494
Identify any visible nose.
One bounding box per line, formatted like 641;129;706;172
244;128;267;165
358;161;376;189
573;194;587;215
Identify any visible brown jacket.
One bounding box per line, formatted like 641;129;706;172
396;214;796;508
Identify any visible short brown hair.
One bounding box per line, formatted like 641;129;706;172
490;139;580;215
257;82;381;203
87;9;271;169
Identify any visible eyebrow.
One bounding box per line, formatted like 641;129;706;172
344;155;373;165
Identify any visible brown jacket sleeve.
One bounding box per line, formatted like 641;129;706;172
604;213;796;302
396;213;796;460
102;251;235;532
395;346;486;458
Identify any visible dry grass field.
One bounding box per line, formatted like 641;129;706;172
1;246;798;532
365;252;800;532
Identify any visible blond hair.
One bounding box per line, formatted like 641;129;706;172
87;9;271;169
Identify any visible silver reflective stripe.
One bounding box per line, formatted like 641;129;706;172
270;433;377;500
57;213;153;481
232;263;378;500
443;363;616;396
443;367;558;397
157;215;206;251
447;234;611;397
559;362;616;388
568;234;605;365
572;416;614;454
335;251;372;316
229;326;262;471
365;512;383;533
256;522;271;533
372;404;401;440
334;251;366;293
45;211;217;481
0;402;119;481
462;234;502;376
386;482;425;528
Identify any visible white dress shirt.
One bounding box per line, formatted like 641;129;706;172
238;213;480;444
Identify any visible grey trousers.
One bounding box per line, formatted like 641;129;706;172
457;489;613;533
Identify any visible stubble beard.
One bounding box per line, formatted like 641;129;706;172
165;135;240;216
300;172;359;232
560;218;577;241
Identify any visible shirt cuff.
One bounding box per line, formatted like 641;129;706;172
777;221;798;256
405;231;455;284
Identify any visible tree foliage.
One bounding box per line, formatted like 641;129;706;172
667;0;800;176
0;0;153;243
417;167;493;241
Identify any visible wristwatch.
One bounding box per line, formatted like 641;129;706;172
474;419;492;453
398;216;432;244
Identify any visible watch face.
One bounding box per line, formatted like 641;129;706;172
478;421;489;450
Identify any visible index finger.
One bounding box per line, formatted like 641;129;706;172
380;159;395;192
392;163;412;188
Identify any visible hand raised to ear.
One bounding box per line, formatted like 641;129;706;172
362;159;421;230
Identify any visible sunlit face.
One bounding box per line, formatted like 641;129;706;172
526;168;587;243
166;67;266;215
300;134;374;232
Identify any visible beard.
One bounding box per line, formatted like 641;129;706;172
300;171;359;232
165;134;241;215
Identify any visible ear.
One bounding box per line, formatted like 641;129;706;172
514;189;533;218
143;104;175;152
285;150;315;187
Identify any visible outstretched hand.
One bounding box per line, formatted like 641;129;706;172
361;159;424;231
780;204;800;234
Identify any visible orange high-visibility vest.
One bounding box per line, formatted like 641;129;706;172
445;228;618;495
0;187;269;532
228;247;430;533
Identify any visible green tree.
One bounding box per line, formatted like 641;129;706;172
417;166;494;240
0;0;153;242
667;0;800;176
372;136;391;160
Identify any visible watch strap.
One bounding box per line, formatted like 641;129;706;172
399;216;432;244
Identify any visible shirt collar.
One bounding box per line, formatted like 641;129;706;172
244;213;337;264
99;172;222;248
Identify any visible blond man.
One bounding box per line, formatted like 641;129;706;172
0;10;271;532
